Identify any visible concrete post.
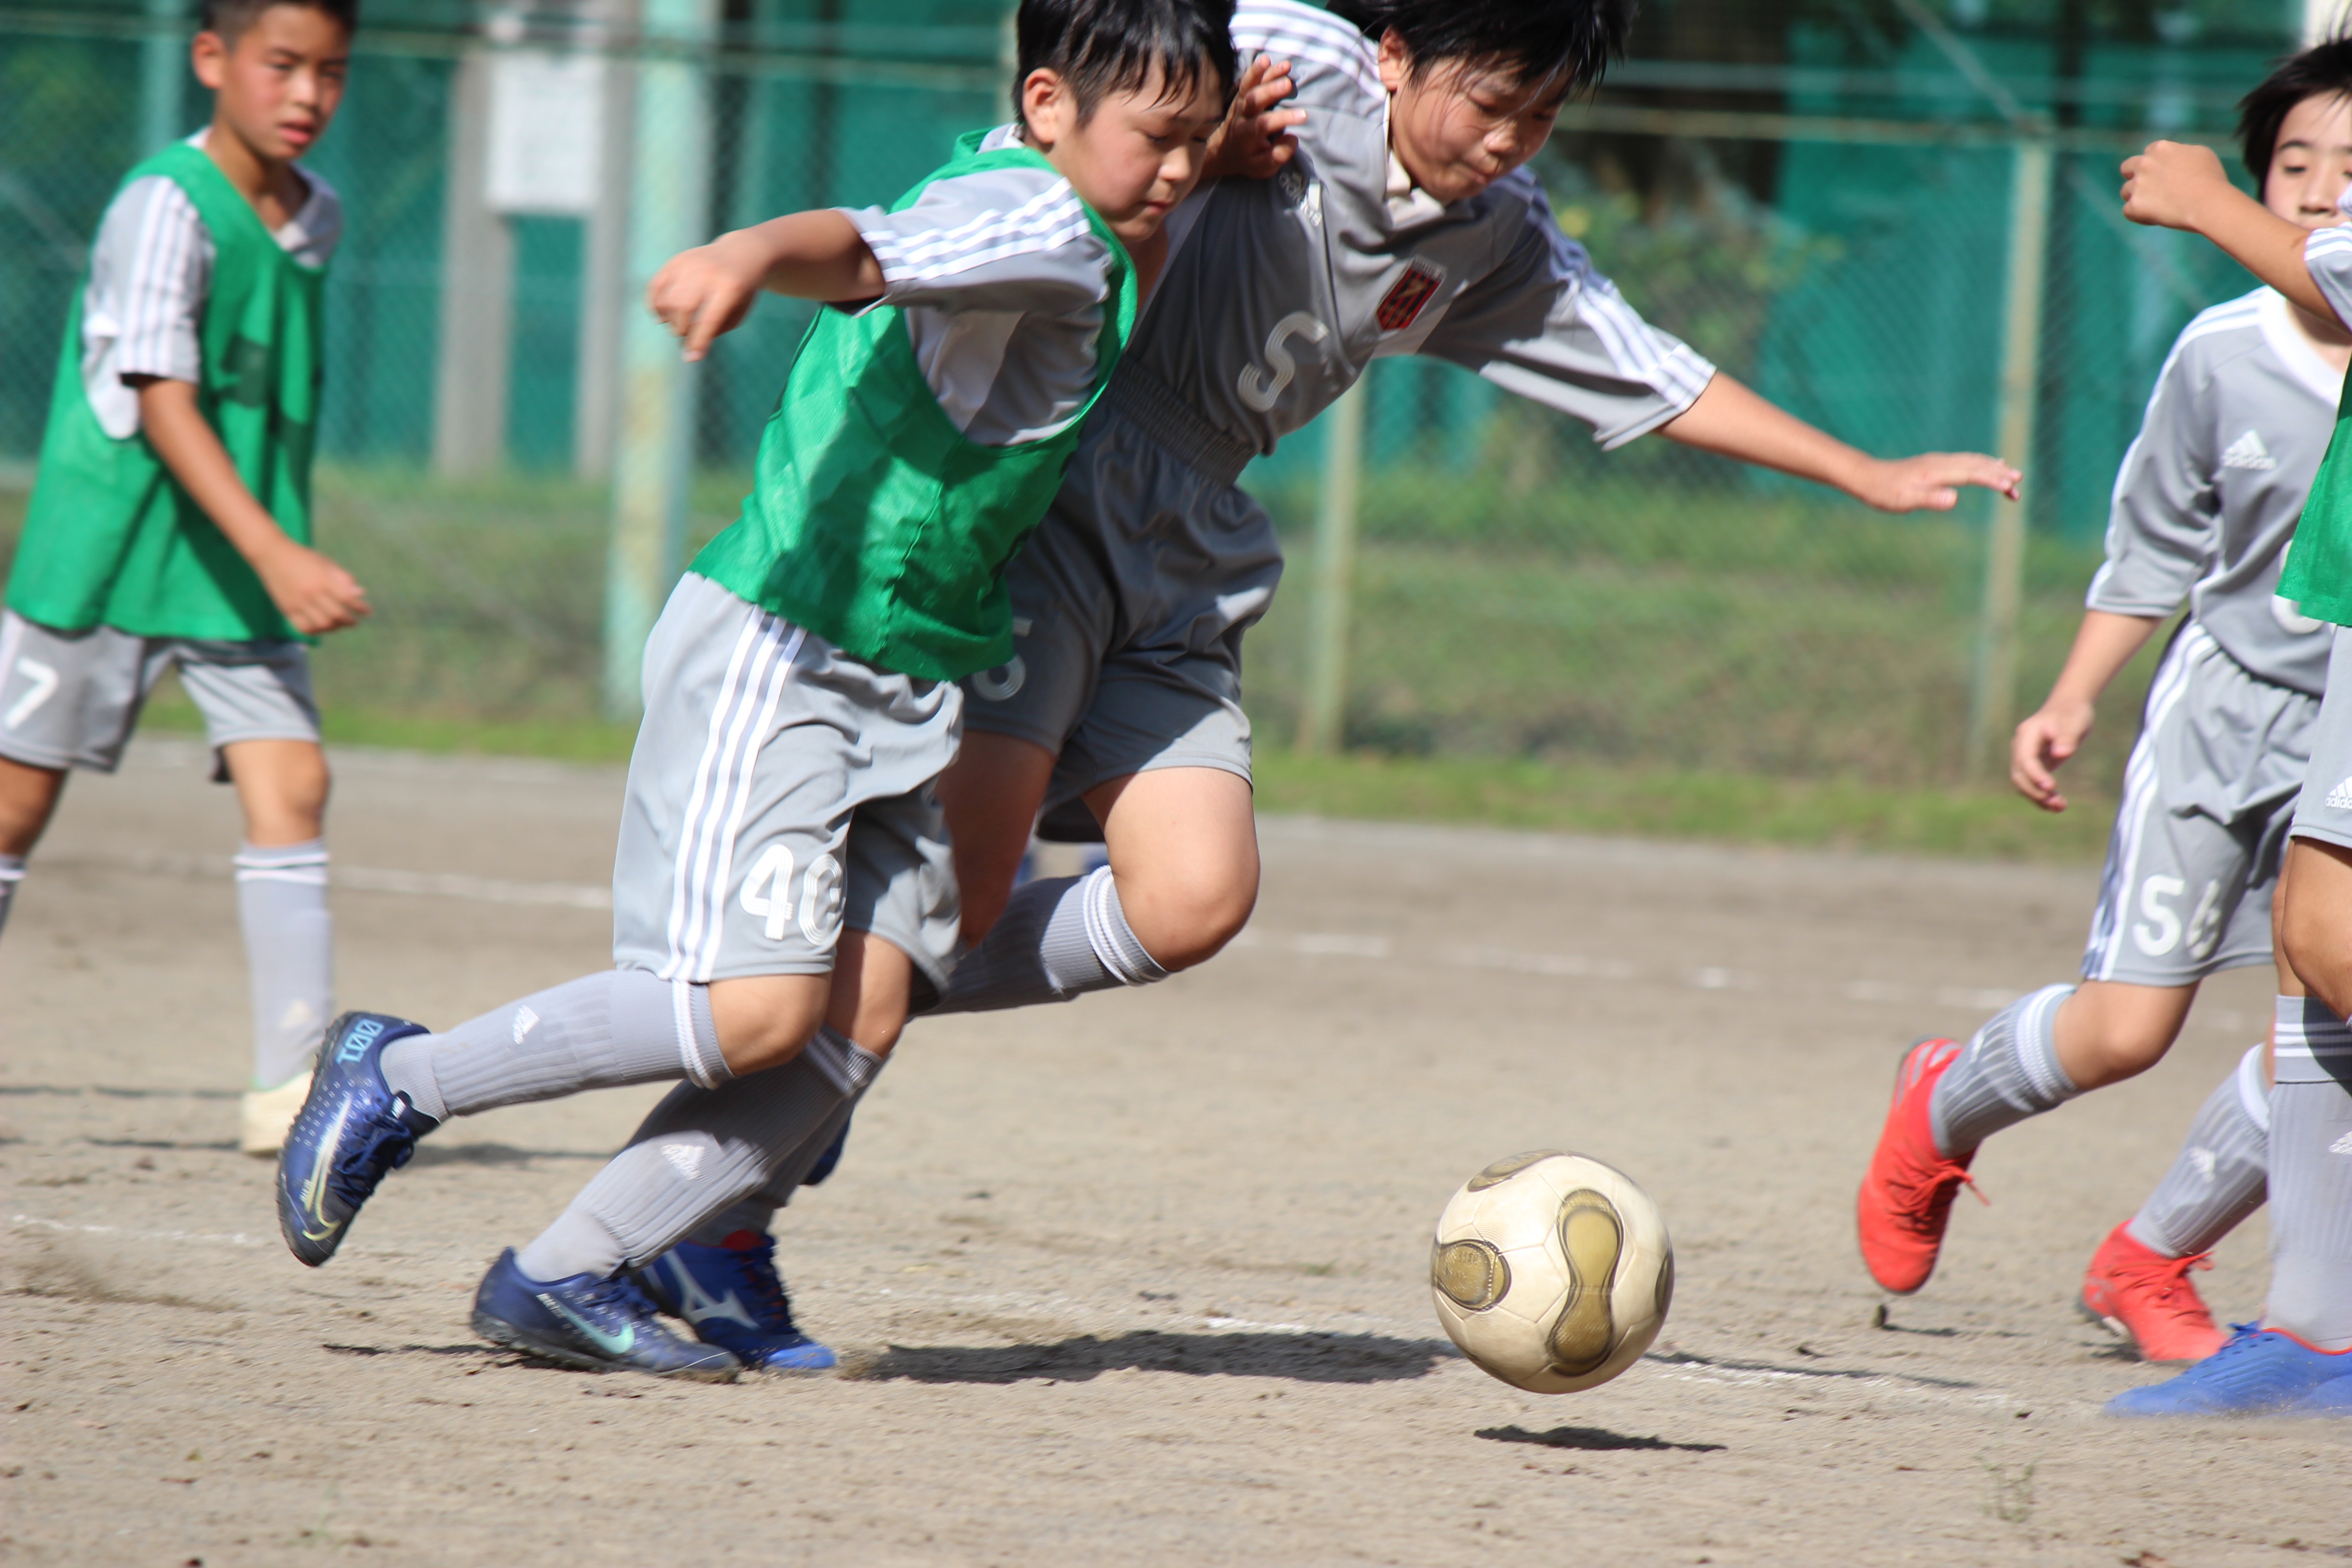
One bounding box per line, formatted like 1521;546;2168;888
140;0;184;155
431;50;515;477
575;0;637;480
602;0;716;716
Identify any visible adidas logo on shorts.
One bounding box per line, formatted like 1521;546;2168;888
2221;430;2278;470
2328;776;2352;813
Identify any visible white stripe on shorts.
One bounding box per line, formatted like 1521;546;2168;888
2084;622;2213;981
659;610;807;983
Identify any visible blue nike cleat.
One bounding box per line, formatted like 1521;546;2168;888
473;1249;741;1381
2106;1325;2352;1416
636;1232;838;1374
276;1011;438;1267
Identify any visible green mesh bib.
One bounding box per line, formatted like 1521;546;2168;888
7;142;325;641
689;138;1136;681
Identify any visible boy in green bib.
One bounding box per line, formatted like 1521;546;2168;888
0;0;366;1156
275;0;1238;1380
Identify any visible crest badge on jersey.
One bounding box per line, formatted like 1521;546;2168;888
1377;259;1445;332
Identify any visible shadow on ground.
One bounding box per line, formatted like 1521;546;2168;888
408;1142;611;1169
1477;1425;1725;1454
852;1329;1456;1386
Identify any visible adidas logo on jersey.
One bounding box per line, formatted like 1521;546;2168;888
2328;775;2352;812
2221;429;2278;470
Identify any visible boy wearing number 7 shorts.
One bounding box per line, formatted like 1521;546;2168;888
0;0;369;1156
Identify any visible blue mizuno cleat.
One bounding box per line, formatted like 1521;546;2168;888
2105;1325;2352;1417
636;1232;838;1373
275;1011;437;1267
473;1248;740;1381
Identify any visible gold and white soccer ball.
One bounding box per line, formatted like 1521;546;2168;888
1430;1150;1674;1394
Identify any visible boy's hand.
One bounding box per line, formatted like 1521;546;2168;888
1849;452;2022;512
647;235;769;363
257;540;370;635
1205;55;1305;182
2011;696;2095;812
2121;140;2234;233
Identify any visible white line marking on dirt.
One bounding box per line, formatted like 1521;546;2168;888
12;1213;269;1248
59;849;613;911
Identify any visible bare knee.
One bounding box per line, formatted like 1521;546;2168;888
707;975;829;1075
0;756;66;858
2053;982;2193;1091
1118;858;1258;973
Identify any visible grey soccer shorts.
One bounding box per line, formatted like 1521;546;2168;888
2292;623;2352;855
2082;620;2317;987
0;608;320;781
961;384;1279;813
610;573;962;997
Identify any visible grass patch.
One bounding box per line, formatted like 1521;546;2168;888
1251;749;2114;864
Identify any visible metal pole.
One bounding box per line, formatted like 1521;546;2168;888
1965;139;2050;783
431;50;516;475
1297;380;1366;755
603;0;716;717
140;0;182;154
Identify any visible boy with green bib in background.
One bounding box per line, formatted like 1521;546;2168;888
0;0;368;1156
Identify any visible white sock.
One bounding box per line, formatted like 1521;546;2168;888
0;854;23;942
235;840;334;1088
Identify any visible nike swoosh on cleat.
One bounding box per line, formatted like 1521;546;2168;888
296;1099;356;1243
544;1296;636;1358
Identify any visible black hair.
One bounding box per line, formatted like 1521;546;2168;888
1013;0;1238;129
2239;36;2352;183
1325;0;1635;94
200;0;359;44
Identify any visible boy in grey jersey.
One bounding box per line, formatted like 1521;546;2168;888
929;0;2018;1018
1859;49;2352;1386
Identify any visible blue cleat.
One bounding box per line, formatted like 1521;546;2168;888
2106;1325;2352;1417
276;1011;438;1267
636;1232;838;1374
473;1249;740;1381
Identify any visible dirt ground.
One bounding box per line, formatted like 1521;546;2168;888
4;740;2347;1567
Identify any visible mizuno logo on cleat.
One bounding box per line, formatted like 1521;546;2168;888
544;1296;635;1357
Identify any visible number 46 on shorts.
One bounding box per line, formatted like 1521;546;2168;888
739;844;846;947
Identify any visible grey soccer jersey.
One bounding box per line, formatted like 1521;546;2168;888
1119;0;1715;453
2087;287;2342;696
837;164;1118;448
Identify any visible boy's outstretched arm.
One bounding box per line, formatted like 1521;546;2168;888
647;212;887;363
130;376;369;635
2122;141;2341;325
1658;372;2023;511
2010;610;2162;813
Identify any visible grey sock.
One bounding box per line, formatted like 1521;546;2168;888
930;866;1168;1015
516;1028;884;1280
0;854;22;941
684;1097;856;1245
379;969;727;1123
1929;983;2080;1157
2126;1043;2269;1257
235;840;334;1088
2267;1010;2352;1351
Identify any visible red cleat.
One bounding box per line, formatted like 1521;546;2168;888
1857;1038;1983;1294
2079;1222;2227;1363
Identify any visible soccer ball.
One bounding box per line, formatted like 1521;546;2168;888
1429;1150;1674;1394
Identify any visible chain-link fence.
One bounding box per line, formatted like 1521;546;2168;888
0;0;2298;797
